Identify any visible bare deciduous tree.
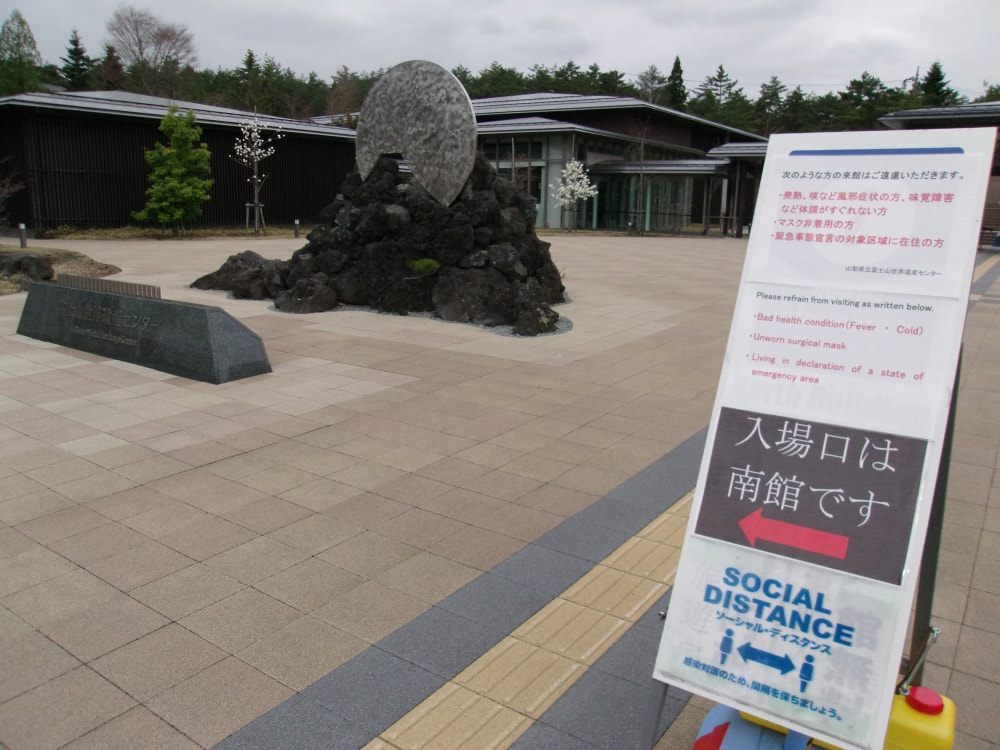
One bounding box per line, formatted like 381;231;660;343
106;5;196;93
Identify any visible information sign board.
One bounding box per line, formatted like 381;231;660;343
653;127;996;750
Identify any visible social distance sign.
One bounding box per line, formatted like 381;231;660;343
653;127;996;750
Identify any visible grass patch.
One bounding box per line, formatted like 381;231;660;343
0;245;121;295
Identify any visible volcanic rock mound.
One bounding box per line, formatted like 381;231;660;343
193;154;566;336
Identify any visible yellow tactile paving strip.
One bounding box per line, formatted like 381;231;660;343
364;492;694;750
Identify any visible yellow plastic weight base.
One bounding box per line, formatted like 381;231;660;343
735;686;955;750
884;687;955;750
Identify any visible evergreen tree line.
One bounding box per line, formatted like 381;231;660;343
2;7;999;137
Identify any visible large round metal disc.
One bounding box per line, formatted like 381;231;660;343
355;60;477;206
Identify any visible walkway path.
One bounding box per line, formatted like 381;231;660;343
0;235;997;749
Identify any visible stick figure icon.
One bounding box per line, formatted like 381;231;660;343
720;629;734;665
799;655;815;693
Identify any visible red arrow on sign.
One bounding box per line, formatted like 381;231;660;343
738;508;849;560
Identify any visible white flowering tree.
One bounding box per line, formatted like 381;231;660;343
233;113;282;236
550;159;598;230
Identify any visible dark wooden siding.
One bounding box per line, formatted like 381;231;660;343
1;107;356;230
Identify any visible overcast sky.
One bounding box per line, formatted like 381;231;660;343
19;0;1000;101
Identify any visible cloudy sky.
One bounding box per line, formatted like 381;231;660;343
20;0;1000;100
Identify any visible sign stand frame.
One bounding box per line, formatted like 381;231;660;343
636;353;962;750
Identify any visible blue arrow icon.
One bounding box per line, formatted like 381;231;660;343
737;642;795;674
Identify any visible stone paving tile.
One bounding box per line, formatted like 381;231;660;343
0;666;136;750
179;588;300;653
373;551;480;604
131;564;244;621
316;530;421;578
0;628;79;703
87;539;195;592
43;593;169;662
90;624;228;702
48;520;149;566
2;238;1000;749
312;580;430;643
61;705;200;750
157;514;257;562
15;504;110;545
3;568;121;628
145;657;293;748
253;557;366;612
429;524;525;571
237;615;369;691
0;545;78;598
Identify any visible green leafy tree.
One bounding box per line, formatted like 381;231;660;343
466;61;526;98
664;57;686;110
719;88;756;132
133;107;213;237
836;72;906;130
776;86;816;133
60;29;95;90
810;91;846;132
451;65;473;92
0;9;42;95
591;65;630;96
919;61;963;107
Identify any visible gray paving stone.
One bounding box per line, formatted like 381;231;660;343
535;514;630;563
510;721;602;749
437;573;551;632
214;693;370;750
490;544;593;596
605;428;707;508
531;669;686;750
300;648;445;735
375;606;506;679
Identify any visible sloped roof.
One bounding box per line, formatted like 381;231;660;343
472;92;766;142
477;116;705;157
708;141;768;159
880;100;1000;129
587;159;730;176
0;90;356;140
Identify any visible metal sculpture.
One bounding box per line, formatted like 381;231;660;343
355;60;477;206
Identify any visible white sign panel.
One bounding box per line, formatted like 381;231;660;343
653;128;996;750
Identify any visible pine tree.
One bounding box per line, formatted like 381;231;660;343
688;65;741;122
93;44;126;90
133;107;213;237
920;61;963;107
698;65;738;103
977;82;1000;103
664;56;686;110
60;29;95;90
755;76;787;135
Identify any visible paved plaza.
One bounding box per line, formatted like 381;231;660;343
1;233;998;749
